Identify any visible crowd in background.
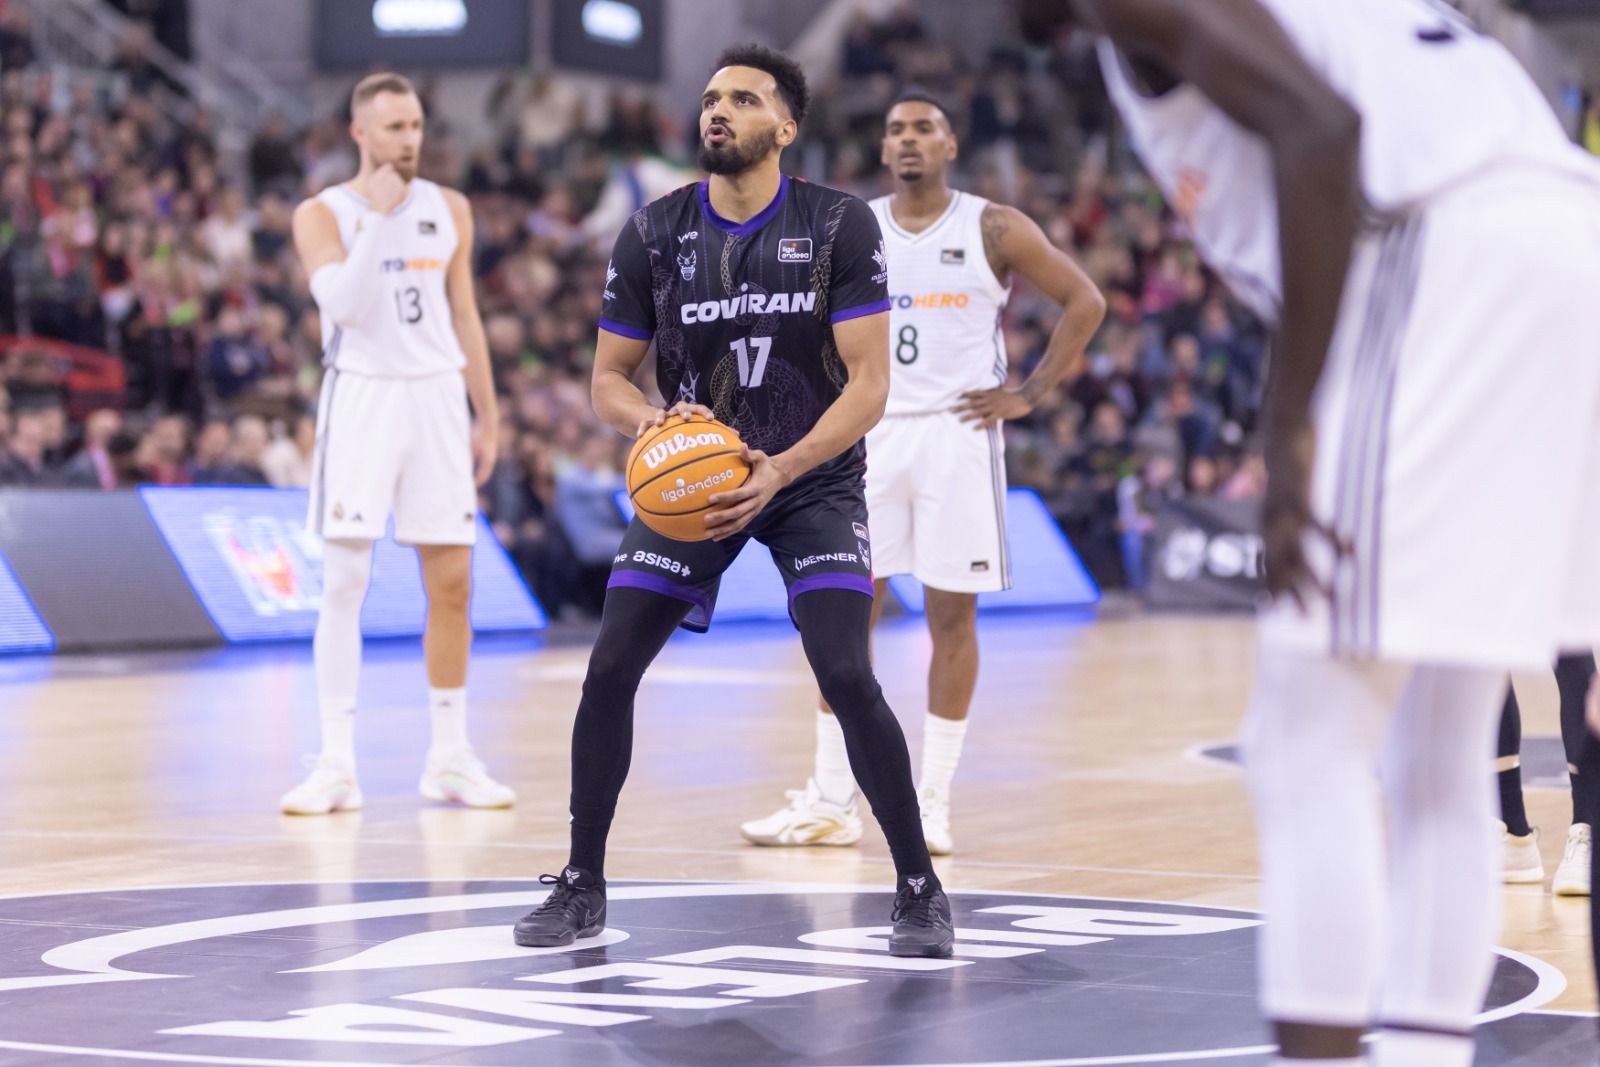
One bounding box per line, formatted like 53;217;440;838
0;3;1513;610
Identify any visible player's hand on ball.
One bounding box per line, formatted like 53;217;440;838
1261;422;1347;611
954;386;1032;428
368;164;408;214
471;422;497;488
635;401;716;437
704;446;792;541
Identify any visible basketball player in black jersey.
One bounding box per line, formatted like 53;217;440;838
512;44;954;957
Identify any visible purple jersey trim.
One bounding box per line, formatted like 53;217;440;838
599;317;653;341
698;175;790;238
607;569;712;627
830;299;892;324
788;573;875;606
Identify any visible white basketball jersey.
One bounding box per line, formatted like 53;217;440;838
1099;0;1600;323
870;192;1010;416
315;178;466;377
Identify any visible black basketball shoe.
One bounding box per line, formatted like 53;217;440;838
888;872;954;958
513;866;607;947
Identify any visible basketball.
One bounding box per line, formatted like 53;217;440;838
626;416;752;541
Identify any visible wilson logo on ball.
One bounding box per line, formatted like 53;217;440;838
641;430;731;471
626;416;751;542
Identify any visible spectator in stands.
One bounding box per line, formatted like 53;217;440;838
260;412;313;488
1117;452;1180;591
1186;453;1219;496
204;305;271;403
106;429;144;486
247;113;300;197
228;413;270;485
553;434;627;615
0;407;55;485
201;184;252;272
61;407;122;489
0;9;34;72
189;416;235;485
139;413;189;485
110;21;183;101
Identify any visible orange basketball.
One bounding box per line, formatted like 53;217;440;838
626;416;752;541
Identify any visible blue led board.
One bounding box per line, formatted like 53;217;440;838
0;549;53;653
613;490;792;623
888;489;1100;613
141;487;546;643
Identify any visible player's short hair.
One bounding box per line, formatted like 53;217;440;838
351;72;418;113
712;44;809;127
888;89;953;127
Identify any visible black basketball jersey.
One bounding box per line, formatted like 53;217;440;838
599;175;890;488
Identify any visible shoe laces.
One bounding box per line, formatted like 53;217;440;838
1564;824;1592;862
433;749;490;780
299;754;352;781
893;886;941;928
532;873;589;919
784;781;829;812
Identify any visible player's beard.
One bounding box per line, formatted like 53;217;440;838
698;124;778;176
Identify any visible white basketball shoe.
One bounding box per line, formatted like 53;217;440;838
1499;822;1544;885
740;779;864;846
281;755;363;815
920;789;954;856
1553;823;1591;897
419;747;517;809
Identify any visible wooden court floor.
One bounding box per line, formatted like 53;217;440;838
0;609;1595;1065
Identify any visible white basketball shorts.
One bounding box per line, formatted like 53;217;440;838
1259;166;1600;670
307;368;477;546
864;410;1011;594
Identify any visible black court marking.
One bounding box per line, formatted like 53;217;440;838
0;881;1584;1066
1197;738;1575;790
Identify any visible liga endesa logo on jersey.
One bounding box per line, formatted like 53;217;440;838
640;429;730;471
0;881;1568;1065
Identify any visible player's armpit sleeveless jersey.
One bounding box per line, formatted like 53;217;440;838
314;178;467;377
600;176;890;486
869;191;1010;417
1099;0;1600;324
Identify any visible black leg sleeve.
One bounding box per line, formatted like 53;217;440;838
1555;653;1598;827
567;587;691;879
792;588;936;882
1497;684;1531;837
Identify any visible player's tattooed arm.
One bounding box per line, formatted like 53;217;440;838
1080;0;1361;607
980;205;1011;283
956;204;1106;428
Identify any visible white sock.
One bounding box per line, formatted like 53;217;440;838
1245;649;1503;1031
814;710;856;804
1373;1031;1473;1067
429;687;469;753
314;539;372;767
919;713;969;800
